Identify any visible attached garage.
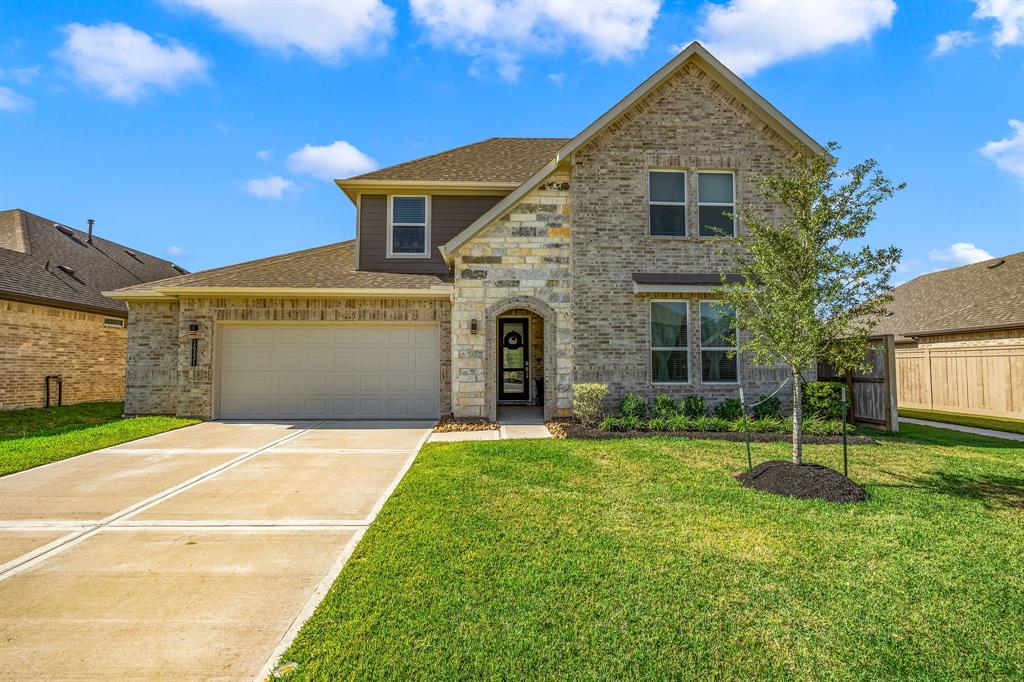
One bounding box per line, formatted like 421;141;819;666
216;323;440;420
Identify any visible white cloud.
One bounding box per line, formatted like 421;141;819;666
929;242;995;265
0;86;33;112
246;175;295;199
0;66;41;84
410;0;660;82
548;72;565;86
171;0;395;62
980;119;1024;181
256;149;273;161
167;245;187;257
697;0;896;76
973;0;1024;46
287;140;377;180
55;23;208;101
932;30;978;56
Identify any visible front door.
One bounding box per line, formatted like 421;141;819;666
498;318;529;401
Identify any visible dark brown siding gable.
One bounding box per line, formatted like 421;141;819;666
358;194;501;274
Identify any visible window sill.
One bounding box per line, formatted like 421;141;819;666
387;253;432;259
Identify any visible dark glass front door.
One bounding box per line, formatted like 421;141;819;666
498;318;529;401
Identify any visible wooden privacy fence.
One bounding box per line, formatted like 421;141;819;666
818;334;898;431
896;343;1024;419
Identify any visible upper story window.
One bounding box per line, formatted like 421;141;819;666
649;170;686;237
698;171;735;237
700;301;738;383
388;195;430;257
651;300;689;383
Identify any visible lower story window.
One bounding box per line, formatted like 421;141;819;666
651;300;689;383
700;301;738;383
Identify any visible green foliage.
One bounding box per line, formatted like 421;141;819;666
681;395;708;418
803;381;846;420
749;416;787;433
781;416;850;436
752;394;782;419
713;398;744;420
618;393;649;419
690;416;731;432
620;415;644;431
667;414;690;431
598;416;620;432
647;417;670;432
652;394;678;418
572;383;609;427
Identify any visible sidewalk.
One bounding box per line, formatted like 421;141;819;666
899;417;1024;443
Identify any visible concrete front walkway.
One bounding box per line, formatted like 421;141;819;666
899;417;1024;443
0;420;433;681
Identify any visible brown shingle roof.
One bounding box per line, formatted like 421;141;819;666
111;240;448;294
347;137;568;183
0;209;186;316
874;252;1024;339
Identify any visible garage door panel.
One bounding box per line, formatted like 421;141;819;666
219;324;439;420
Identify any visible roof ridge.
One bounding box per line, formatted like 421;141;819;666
141;240;355;289
903;251;1023;286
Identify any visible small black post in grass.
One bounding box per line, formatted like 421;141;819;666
841;385;849;478
739;387;752;478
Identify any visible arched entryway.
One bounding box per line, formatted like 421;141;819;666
485;296;557;422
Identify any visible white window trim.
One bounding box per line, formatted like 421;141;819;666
650;299;691;385
699;299;740;384
697;170;736;238
387;194;431;258
648;169;687;238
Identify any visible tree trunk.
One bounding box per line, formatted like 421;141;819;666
791;367;803;465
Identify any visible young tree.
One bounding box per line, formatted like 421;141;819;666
718;143;903;465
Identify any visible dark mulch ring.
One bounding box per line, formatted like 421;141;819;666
550;421;875;445
735;460;868;503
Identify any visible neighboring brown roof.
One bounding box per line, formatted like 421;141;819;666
348;137;569;184
0;209;186;316
874;252;1024;339
112;240;448;294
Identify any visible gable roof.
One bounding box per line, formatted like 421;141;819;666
873;252;1024;339
0;209;186;316
345;137;569;185
106;240;451;299
440;41;828;261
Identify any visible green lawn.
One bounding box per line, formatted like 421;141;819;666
282;424;1023;680
900;407;1024;435
0;401;199;476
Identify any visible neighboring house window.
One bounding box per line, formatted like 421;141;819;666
700;301;738;383
388;195;429;257
651;300;689;383
649;170;686;236
698;171;735;237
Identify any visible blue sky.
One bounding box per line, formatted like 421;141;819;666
1;0;1021;283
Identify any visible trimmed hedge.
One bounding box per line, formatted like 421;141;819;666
803;381;846;420
599;414;850;436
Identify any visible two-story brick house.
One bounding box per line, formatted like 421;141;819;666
108;42;825;422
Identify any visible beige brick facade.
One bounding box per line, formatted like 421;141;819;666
1;299;127;409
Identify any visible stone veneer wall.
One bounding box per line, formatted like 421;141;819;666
451;171;574;420
570;59;803;410
124;297;451;418
1;299;128;409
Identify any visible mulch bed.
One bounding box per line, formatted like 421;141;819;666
735;460;868;503
433;418;499;433
550;421;875;445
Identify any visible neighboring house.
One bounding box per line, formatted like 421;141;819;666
0;209;185;409
108;42;826;422
874;252;1024;419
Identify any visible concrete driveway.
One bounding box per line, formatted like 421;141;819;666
0;420;433;681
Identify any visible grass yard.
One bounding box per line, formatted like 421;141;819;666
282;424;1023;680
0;401;199;476
900;407;1024;436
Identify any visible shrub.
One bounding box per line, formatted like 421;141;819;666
690;415;731;432
573;383;609;427
647;417;670;432
714;398;744;420
802;381;846;421
620;415;644;431
598;416;620;431
681;395;708;418
618;393;649;419
782;416;849;436
752;394;782;419
749;415;786;433
667;414;690;431
652;394;678;418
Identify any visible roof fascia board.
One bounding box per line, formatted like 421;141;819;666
336;179;518;203
135;286;454;298
443;41;828;259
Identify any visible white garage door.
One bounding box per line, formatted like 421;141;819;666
217;323;440;420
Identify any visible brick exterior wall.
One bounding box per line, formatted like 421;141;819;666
451;171;574;420
124;297;451;418
1;299;127;409
570;60;803;411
